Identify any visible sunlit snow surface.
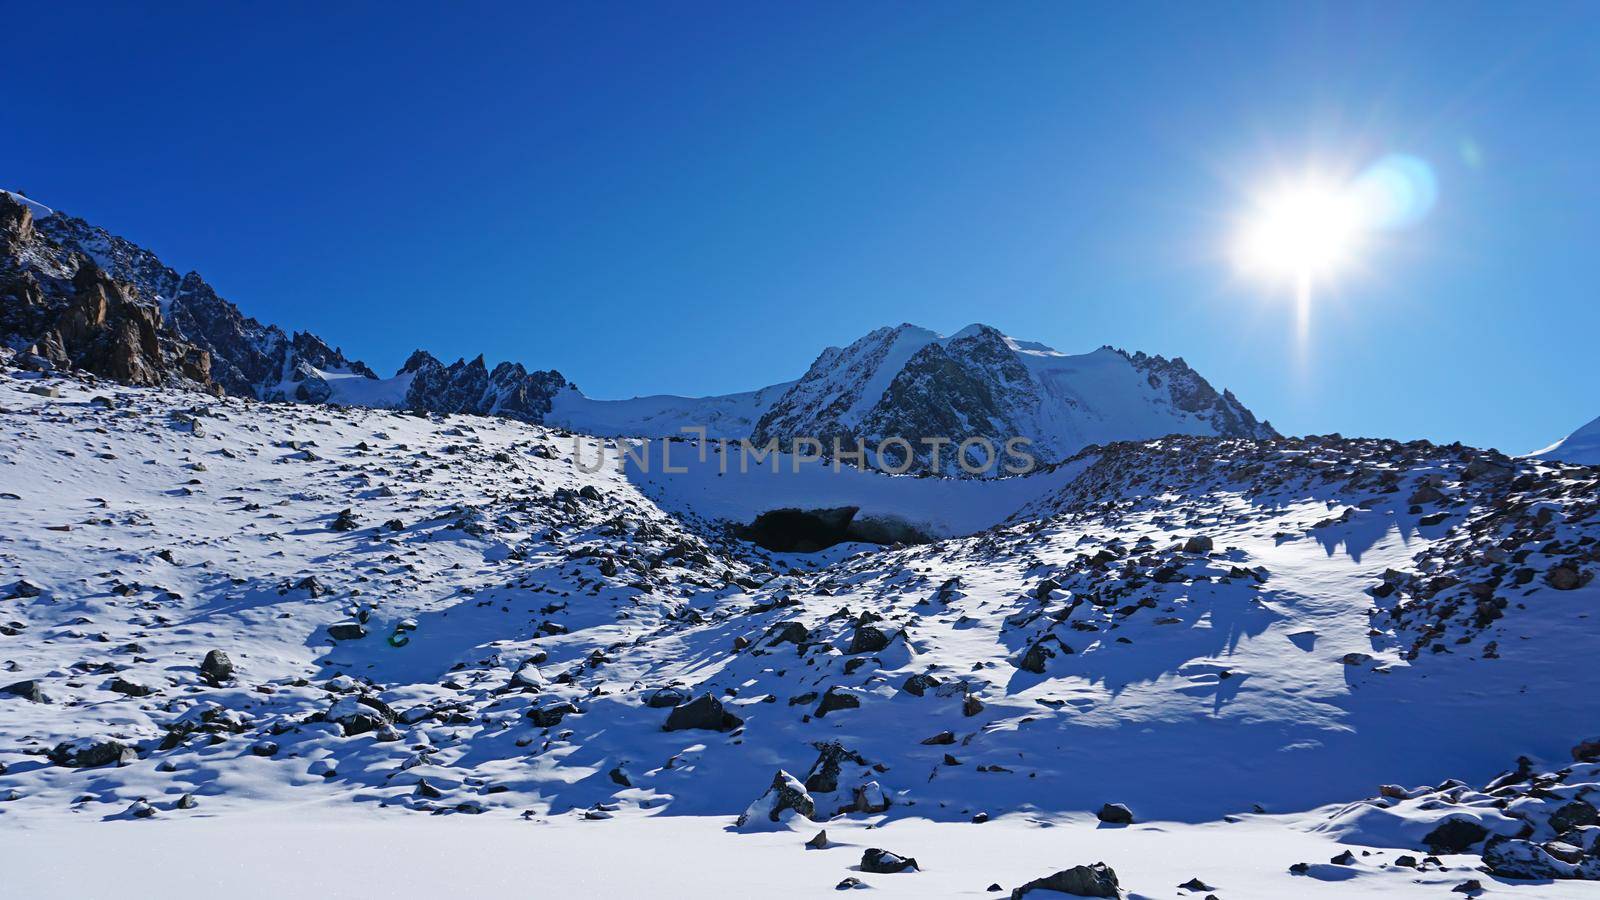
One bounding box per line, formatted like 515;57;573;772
2;372;1596;898
1534;413;1600;466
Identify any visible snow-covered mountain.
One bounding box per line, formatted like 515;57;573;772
746;323;1274;473
3;191;1273;473
1533;414;1600;466
3;367;1598;897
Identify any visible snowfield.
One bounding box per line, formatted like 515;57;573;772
3;367;1599;899
1536;414;1600;467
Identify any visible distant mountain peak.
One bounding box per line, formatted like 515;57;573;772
1;193;1273;471
740;323;1275;474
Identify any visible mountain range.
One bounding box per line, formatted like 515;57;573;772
2;189;1278;473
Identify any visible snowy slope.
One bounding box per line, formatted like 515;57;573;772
3;364;1598;897
1533;413;1600;466
546;381;796;439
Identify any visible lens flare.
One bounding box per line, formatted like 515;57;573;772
1229;154;1435;354
1351;154;1437;230
1231;154;1435;284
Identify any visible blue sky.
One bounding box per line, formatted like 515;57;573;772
8;2;1598;453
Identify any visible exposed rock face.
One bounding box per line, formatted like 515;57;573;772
2;190;566;420
1;196;214;389
858;325;1041;471
167;272;374;401
395;350;567;419
751;323;1274;475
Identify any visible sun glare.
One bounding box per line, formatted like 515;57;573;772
1231;154;1435;289
1229;155;1436;351
1232;180;1364;282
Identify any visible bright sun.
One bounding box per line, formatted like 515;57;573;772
1228;156;1433;351
1232;179;1365;283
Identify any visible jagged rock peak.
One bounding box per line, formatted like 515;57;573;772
750;322;1274;475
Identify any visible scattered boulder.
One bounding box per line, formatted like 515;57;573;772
200;649;234;684
109;677;154;697
1549;800;1599;834
529;700;580;728
1096;802;1134;825
846;623;891;655
1011;863;1120;898
1482;836;1571;880
851;781;890;814
1018;636;1072;673
327;696;396;736
49;737;136;768
815;687;861;717
644;686;691;708
765;621;811;646
1548;565;1585;591
735;769;817;828
327;621;368;641
860;848;919;874
663;693;743;732
8;579;43;599
3;680;51;703
1423;816;1489;854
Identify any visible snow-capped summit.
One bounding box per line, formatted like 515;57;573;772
541;322;1275;474
746;322;1275;473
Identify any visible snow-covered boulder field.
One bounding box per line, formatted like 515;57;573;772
2;365;1599;898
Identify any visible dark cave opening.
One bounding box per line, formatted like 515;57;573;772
737;506;934;553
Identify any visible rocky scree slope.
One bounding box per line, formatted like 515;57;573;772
2;366;1598;890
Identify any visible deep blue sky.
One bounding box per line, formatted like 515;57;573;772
8;2;1598;453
